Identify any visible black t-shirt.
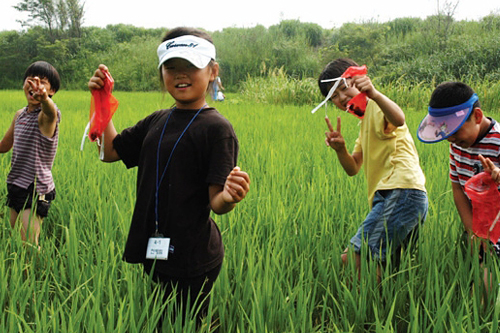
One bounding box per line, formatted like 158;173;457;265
113;107;238;277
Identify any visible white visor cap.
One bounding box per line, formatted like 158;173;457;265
157;35;216;69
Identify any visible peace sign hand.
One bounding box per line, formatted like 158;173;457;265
27;77;49;103
325;116;346;152
479;154;500;184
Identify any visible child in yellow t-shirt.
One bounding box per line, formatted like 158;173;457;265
314;58;428;277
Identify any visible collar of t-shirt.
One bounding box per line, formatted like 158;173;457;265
472;117;496;146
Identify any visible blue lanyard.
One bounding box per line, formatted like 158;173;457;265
154;105;206;235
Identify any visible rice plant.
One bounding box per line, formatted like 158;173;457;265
1;89;499;332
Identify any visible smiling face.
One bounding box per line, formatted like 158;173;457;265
161;58;218;109
328;78;360;111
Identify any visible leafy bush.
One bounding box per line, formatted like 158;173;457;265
240;66;318;105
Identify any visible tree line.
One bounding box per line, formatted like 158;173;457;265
14;0;85;40
0;11;499;93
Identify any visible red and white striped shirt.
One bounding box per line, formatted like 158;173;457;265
450;119;500;187
7;106;60;194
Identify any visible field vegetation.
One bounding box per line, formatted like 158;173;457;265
0;88;500;332
2;3;500;332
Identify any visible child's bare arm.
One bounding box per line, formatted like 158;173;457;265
0;110;22;153
28;77;58;138
452;182;473;233
209;167;250;215
325;116;362;176
351;75;405;127
100;120;120;162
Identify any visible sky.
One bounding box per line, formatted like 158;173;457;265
0;0;499;32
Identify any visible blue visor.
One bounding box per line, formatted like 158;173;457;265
417;94;478;143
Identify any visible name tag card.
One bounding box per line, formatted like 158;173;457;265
146;237;170;260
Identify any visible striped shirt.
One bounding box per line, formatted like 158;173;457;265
450;119;500;187
7;106;60;194
450;118;500;254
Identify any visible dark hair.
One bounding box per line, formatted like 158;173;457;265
429;82;481;110
23;61;61;94
161;26;213;44
318;58;358;97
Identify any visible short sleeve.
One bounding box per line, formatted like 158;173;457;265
113;112;161;168
353;135;362;154
206;136;238;186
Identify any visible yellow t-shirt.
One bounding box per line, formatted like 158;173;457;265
353;99;426;207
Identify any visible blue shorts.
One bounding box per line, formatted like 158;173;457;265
350;189;428;261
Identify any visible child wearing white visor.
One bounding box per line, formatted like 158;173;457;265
157;34;216;69
314;58;428;282
88;27;250;329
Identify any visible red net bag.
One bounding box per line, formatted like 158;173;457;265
88;69;118;141
342;65;368;119
464;172;500;244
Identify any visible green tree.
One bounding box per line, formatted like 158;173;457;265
14;0;57;38
14;0;85;39
65;0;84;38
331;22;387;67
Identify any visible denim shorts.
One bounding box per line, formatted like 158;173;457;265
6;183;56;218
350;189;428;261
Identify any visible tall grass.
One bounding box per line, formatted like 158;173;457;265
1;89;500;332
240;71;500;113
240;67;318;106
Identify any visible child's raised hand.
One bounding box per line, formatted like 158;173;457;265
88;64;109;91
222;166;250;204
27;77;49;102
350;75;378;100
479;154;500;183
325;116;345;151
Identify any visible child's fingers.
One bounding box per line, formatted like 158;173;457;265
227;168;250;193
88;75;105;90
227;173;250;190
491;169;500;183
226;182;247;198
336;116;341;133
224;181;248;202
94;64;109;81
98;64;109;72
478;154;487;165
479;154;494;172
325;116;334;133
27;77;47;98
485;159;496;172
27;78;38;90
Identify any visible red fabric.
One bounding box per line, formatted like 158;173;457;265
88;70;118;141
342;65;368;119
464;172;500;243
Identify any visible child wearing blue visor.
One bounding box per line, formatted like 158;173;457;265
418;82;500;287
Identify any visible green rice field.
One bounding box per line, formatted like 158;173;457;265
1;89;500;332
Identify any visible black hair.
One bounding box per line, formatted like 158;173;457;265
23;61;61;94
161;27;213;44
429;81;481;110
318;58;358;97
